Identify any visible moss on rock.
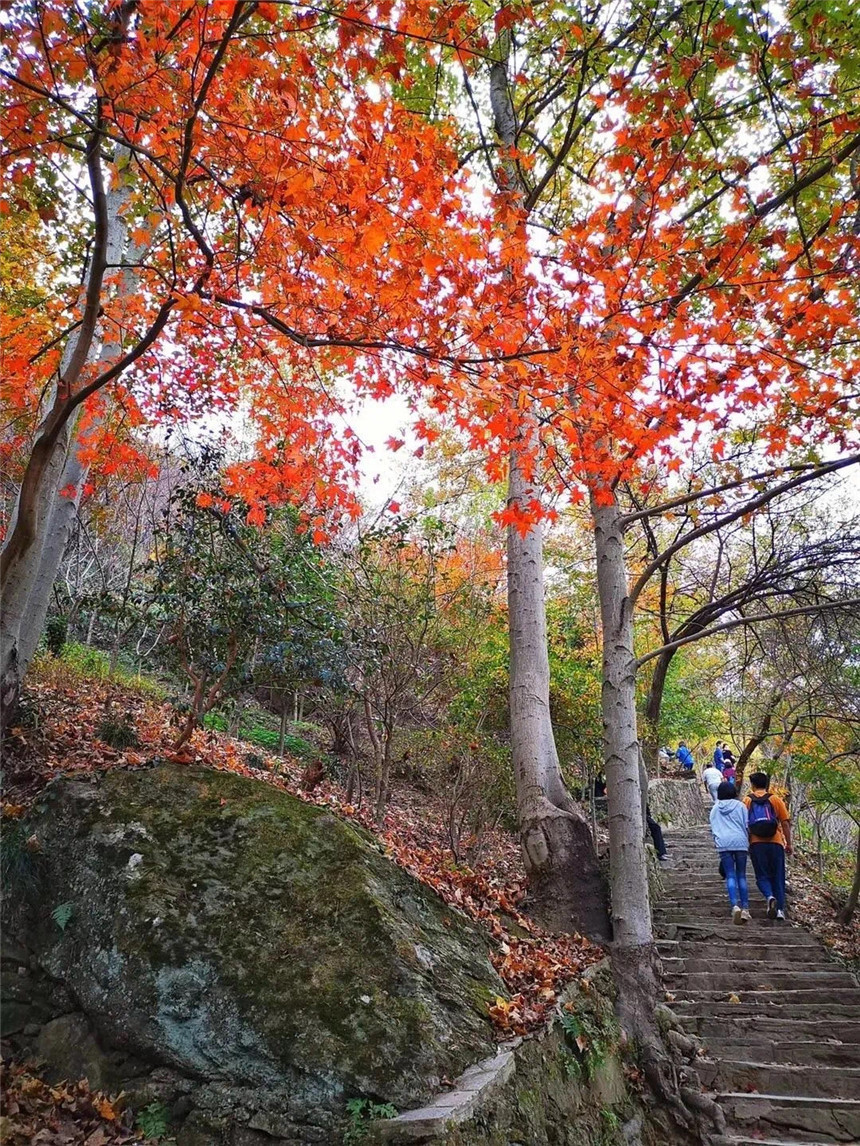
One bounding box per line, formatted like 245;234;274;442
5;765;505;1139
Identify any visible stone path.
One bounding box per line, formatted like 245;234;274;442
658;824;860;1144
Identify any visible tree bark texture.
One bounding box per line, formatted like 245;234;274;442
1;161;143;731
641;650;672;772
590;492;727;1137
590;491;653;953
508;454;610;941
840;825;860;926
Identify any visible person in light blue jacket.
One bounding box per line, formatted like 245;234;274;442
709;781;750;924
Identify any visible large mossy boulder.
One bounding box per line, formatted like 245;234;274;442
2;765;504;1144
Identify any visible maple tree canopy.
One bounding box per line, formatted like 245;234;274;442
1;0;859;534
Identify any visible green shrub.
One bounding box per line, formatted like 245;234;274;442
97;715;140;750
33;643;167;699
51;901;74;932
45;615;68;658
0;821;44;900
343;1098;397;1144
61;642;111;677
135;1100;170;1141
203;709;318;759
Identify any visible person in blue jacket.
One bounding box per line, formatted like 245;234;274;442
713;741;724;769
676;741;694;770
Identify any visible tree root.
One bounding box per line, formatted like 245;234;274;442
613;942;726;1144
520;795;611;941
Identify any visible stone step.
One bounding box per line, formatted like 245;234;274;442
665;971;858;992
661;958;841;976
672;1006;860;1029
702;1040;860;1067
660;895;789;907
657;940;828;961
698;1059;860;1100
657;906;796;920
660;892;794;905
679;1016;860;1042
656;924;821;945
374;1047;515;1141
660;900;792;911
669;987;860;1006
713;1137;847;1146
715;1093;860;1143
669;985;860;1003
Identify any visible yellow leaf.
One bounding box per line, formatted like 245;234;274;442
94;1096;118;1121
728;993;741;1004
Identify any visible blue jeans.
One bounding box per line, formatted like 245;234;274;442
719;849;749;909
750;843;786;910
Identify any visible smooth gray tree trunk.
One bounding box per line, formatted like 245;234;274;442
508;454;610;940
590;490;658;1029
1;161;148;724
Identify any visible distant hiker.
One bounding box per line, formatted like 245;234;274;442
646;803;669;862
721;755;737;787
744;771;792;921
709;781;750;924
594;773;607;798
702;762;724;803
658;745;675;767
713;741;724;769
676;741;695;771
721;745;735;769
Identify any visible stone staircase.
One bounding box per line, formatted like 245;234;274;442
657;824;860;1145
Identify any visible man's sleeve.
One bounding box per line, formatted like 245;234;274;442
774;795;790;822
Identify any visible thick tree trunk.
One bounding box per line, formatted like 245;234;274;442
839;825;860;926
591;489;723;1137
1;163;143;731
590;494;653;960
0;425;77;723
507;454;610;941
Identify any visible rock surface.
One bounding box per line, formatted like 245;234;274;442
1;765;505;1144
646;777;704;829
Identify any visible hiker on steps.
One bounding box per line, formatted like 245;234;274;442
744;770;792;922
709;781;751;925
702;761;724;803
676;741;695;771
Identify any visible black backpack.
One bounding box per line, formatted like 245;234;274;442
748;794;779;839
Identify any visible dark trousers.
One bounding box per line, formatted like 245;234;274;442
646;808;666;858
750;843;786;910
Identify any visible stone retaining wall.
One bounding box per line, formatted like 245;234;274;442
647;778;707;829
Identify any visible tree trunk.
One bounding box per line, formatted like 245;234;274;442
278;706;287;756
591;496;651;930
0;159;146;731
507;453;610;941
590;490;726;1136
590;491;658;1030
641;649;673;773
735;710;775;790
374;724;393;828
839;825;860;926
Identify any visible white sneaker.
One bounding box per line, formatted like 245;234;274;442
732;905;743;925
776;909;786;921
740;909;751;923
767;896;777;919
